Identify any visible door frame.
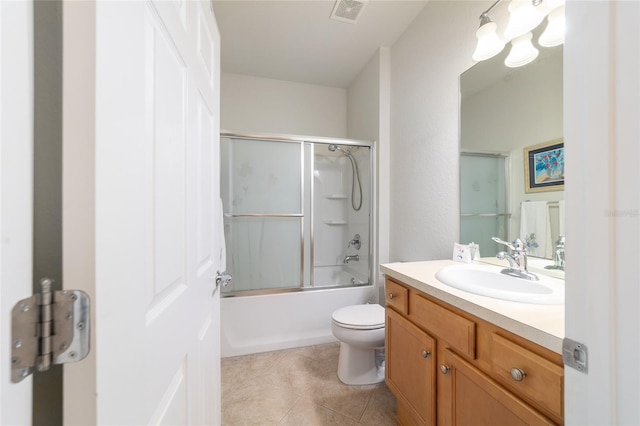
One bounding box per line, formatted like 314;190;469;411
61;1;97;422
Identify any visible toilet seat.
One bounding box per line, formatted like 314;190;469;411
332;304;385;330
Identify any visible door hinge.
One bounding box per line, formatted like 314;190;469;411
11;278;90;383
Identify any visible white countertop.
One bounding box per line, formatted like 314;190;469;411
380;259;565;354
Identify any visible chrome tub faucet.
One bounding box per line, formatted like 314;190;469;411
343;254;359;264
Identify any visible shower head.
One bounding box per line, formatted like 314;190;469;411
328;144;349;155
328;144;358;159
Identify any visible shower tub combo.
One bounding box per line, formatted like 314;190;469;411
220;132;376;357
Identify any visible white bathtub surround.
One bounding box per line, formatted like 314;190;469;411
221;285;376;357
314;265;367;286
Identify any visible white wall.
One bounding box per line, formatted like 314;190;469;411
347;50;381;142
221;73;347;138
389;0;480;262
346;48;388;297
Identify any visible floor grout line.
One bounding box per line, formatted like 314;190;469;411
357;388;376;424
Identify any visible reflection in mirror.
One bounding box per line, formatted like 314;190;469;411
460;25;563;277
460;152;509;256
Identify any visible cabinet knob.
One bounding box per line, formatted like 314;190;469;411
510;368;526;382
421;350;431;359
388;293;396;301
440;365;450;375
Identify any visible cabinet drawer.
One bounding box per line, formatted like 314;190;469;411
410;293;476;359
385;279;408;314
491;334;563;420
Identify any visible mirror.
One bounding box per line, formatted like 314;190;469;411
460;26;564;277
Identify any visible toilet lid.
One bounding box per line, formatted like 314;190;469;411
332;304;385;329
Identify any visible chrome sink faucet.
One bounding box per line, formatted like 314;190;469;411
545;236;565;271
492;237;539;281
343;254;359;264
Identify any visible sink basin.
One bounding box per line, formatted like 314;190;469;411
435;263;564;305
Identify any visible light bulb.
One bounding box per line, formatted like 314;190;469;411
472;22;506;62
503;0;545;40
539;5;565;47
505;32;539;67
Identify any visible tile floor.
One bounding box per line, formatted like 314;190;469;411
221;342;398;425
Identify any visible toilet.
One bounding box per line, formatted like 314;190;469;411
331;304;386;385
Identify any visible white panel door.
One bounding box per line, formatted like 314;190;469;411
0;1;33;424
63;1;222;424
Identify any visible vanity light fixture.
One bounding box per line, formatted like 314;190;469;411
472;0;565;67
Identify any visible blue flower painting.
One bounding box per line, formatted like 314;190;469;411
525;140;565;193
533;147;564;184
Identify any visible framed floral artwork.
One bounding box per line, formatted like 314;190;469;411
524;139;564;193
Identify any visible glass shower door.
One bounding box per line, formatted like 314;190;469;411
221;137;303;293
460;153;510;257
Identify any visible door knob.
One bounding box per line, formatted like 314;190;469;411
440;365;450;375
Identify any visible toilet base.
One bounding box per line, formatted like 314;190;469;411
337;342;385;385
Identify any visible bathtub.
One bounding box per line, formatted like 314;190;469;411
220;266;377;357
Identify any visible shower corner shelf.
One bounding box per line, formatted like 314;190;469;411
323;220;348;225
323;194;348;200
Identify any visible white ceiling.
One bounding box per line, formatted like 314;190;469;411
212;1;428;88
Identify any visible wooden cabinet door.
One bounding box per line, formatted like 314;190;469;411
386;308;436;426
439;349;557;426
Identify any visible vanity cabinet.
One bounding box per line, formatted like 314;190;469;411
384;277;564;426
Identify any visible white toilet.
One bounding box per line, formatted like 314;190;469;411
331;303;386;385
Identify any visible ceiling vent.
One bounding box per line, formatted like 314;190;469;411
330;0;368;24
